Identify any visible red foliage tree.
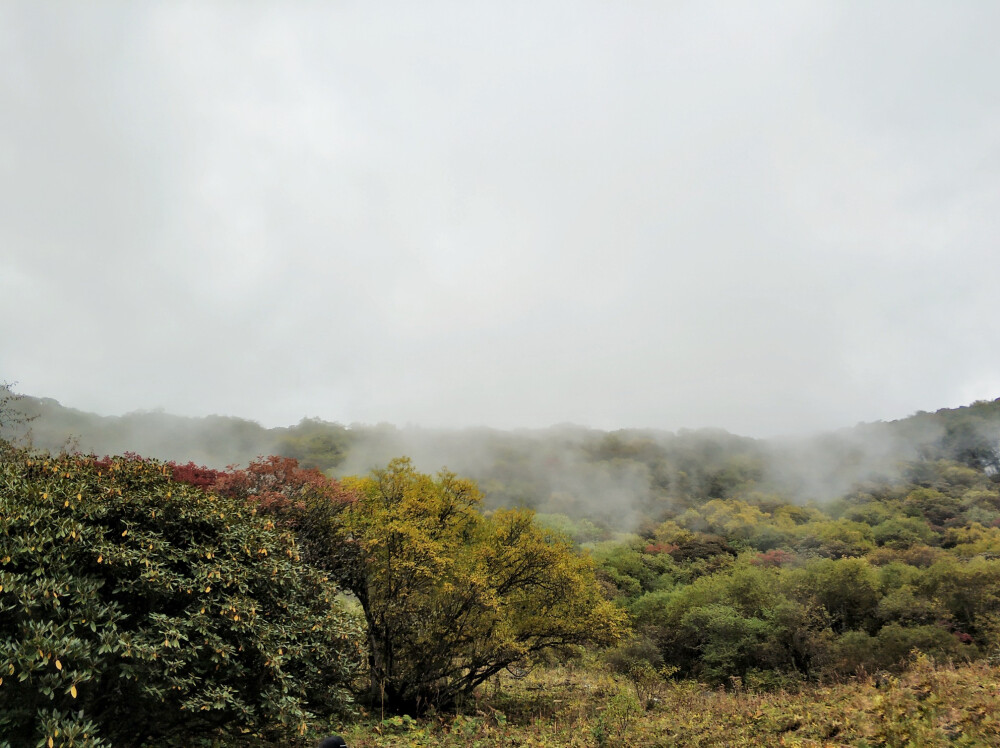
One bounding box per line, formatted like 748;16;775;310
211;455;355;513
168;455;358;575
167;461;225;490
166;455;355;515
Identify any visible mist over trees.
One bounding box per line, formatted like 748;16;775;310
6;389;1000;532
0;393;350;471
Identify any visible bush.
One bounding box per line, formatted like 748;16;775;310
604;636;664;676
875;624;972;669
595;685;641;744
0;450;363;747
872;517;937;549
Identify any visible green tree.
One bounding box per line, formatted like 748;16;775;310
872;516;937;549
593;540;675;602
0;450;362;747
796;519;876;558
798;558;881;634
339;458;626;713
271;418;353;472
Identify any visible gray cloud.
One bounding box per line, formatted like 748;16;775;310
3;1;999;436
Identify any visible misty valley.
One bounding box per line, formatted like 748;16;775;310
4;389;1000;746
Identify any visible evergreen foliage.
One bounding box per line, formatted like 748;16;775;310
0;449;362;747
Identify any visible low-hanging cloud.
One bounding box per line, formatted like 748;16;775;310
2;2;1000;438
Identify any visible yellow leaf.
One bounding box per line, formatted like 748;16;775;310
48;737;54;748
71;684;77;698
55;660;62;670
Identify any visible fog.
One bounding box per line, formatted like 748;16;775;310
8;384;1000;534
3;3;1000;438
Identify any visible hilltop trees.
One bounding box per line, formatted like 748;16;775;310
339;458;627;713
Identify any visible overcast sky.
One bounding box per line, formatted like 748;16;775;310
2;2;999;437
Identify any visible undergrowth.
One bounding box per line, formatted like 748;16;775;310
337;654;1000;747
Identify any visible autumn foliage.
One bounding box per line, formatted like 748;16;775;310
340;458;627;713
165;455;625;715
209;455;354;512
166;460;225;490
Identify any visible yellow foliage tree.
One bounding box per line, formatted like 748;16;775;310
340;458;626;713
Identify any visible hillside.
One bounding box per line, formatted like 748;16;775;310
5;390;1000;528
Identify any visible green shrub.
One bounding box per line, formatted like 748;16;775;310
604;635;663;676
872;517;937;549
601;684;641;740
0;450;363;747
823;630;877;676
874;623;971;668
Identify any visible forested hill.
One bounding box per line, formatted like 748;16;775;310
1;395;351;471
4;391;1000;528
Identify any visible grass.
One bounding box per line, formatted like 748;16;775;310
334;655;1000;747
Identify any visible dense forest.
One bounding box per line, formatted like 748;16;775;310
4;386;1000;746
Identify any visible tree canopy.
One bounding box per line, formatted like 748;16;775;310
338;458;626;713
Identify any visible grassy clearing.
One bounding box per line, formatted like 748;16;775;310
337;655;1000;747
